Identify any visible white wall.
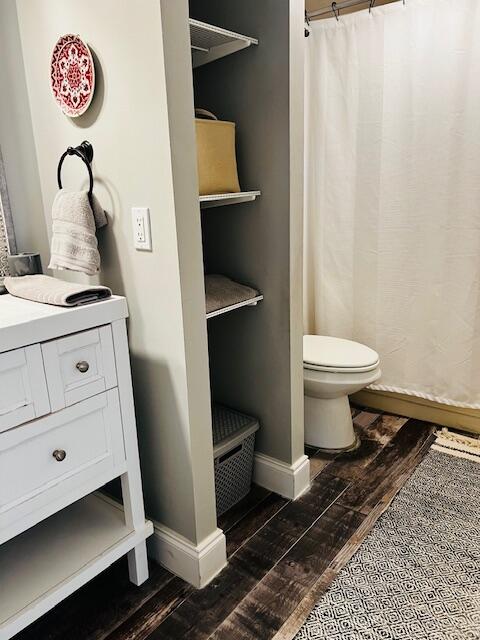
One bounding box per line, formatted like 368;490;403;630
15;0;218;547
0;0;49;265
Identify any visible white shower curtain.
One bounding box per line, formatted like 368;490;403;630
305;0;480;408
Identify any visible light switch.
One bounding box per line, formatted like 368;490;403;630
132;207;152;251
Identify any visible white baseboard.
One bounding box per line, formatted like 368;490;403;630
253;453;311;500
147;522;227;589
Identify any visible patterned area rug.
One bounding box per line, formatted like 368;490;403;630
297;448;480;639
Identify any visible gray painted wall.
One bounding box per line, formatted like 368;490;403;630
191;0;305;465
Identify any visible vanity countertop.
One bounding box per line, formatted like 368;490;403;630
0;294;128;353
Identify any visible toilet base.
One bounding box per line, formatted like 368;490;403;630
304;394;356;450
314;432;360;455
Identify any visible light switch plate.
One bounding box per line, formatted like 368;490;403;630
132;207;152;251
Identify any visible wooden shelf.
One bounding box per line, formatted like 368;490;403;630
199;191;261;209
0;494;152;637
189;19;258;68
206;295;263;319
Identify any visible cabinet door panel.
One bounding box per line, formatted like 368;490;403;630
0;345;50;433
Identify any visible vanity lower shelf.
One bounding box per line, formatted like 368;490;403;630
0;494;153;637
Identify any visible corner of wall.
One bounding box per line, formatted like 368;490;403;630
148;521;227;588
253;452;311;500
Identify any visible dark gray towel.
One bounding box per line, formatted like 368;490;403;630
205;274;259;314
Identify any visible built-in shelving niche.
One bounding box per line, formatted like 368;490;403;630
191;11;263;521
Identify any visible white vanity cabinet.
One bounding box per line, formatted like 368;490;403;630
0;295;153;640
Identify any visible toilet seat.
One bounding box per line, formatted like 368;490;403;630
303;335;379;374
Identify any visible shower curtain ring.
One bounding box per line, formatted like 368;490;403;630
332;1;339;20
305;9;311;37
369;0;376;13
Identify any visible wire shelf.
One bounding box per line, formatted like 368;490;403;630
189;19;258;68
199;191;261;209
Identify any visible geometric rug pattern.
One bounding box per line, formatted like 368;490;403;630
297;449;480;639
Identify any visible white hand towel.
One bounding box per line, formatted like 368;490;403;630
48;189;107;276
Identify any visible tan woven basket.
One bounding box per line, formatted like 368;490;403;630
195;109;241;196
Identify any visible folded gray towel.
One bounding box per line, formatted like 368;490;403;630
48;189;107;276
5;275;112;307
205;274;259;314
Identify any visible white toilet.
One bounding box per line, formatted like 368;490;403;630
303;335;381;451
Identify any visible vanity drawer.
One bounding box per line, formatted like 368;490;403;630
0;389;125;540
42;325;117;412
0;345;50;434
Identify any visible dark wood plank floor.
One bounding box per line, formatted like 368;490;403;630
14;406;436;640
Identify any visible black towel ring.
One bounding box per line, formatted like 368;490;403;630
57;141;94;211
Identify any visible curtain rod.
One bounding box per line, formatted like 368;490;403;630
306;0;403;20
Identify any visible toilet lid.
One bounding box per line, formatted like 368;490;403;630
303;335;379;373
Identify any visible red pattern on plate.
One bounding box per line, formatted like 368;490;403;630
51;34;95;117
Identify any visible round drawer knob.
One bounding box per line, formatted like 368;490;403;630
76;361;90;373
52;449;67;462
